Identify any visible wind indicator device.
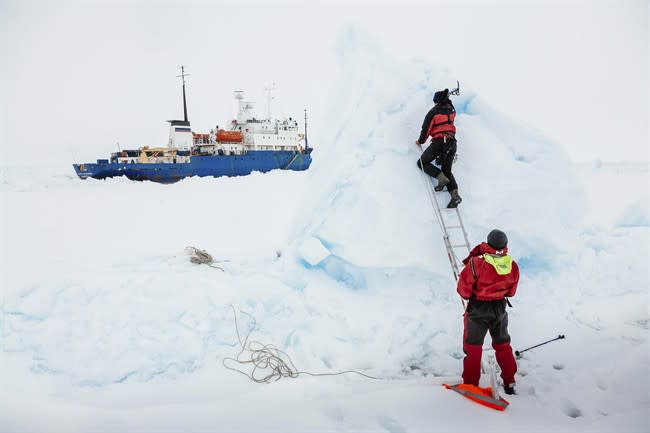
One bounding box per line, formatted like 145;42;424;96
449;80;460;96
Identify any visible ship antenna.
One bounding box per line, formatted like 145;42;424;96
176;65;191;123
304;109;309;149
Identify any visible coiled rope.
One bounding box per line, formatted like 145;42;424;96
185;246;226;271
222;306;378;383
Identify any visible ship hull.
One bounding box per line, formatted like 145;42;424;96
73;149;312;184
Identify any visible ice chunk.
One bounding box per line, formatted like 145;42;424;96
298;236;331;266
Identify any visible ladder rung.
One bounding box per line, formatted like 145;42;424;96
446;225;463;229
450;244;468;248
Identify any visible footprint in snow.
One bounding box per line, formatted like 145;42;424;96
325;407;345;423
561;399;583;418
378;416;407;433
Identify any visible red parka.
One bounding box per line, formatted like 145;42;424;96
457;242;519;301
417;101;456;144
427;108;456;139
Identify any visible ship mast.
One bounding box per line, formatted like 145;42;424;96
264;83;276;121
177;65;191;123
304;109;309;149
167;66;192;149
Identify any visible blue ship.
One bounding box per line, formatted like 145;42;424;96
73;67;312;184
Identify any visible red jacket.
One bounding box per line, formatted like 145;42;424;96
427;108;456;139
417;102;457;144
457;242;519;301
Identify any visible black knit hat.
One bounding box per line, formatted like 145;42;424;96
487;229;508;250
433;89;449;103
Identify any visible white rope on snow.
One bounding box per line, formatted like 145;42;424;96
222;305;378;383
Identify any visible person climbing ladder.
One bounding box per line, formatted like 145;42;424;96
415;88;462;208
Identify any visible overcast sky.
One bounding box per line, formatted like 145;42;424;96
1;0;648;164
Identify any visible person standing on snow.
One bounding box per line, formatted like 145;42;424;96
415;88;462;208
457;229;519;395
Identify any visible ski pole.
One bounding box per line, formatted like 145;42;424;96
515;334;565;359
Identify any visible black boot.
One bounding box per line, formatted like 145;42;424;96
447;189;462;208
504;383;516;395
434;172;450;191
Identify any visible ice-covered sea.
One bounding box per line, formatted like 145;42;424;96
1;27;649;433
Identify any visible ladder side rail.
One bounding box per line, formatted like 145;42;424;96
420;169;464;281
425;176;457;269
419;170;447;238
454;207;472;255
418;148;469;310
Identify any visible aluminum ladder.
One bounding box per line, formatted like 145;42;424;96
420;168;501;398
419;171;472;282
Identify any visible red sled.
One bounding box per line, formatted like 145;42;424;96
443;383;509;411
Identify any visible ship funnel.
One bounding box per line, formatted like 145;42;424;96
168;120;192;149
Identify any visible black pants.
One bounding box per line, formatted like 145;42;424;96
464;299;511;346
416;137;458;191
